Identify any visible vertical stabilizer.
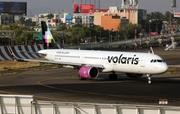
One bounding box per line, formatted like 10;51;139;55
41;21;60;49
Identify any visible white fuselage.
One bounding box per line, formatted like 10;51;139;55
39;49;168;75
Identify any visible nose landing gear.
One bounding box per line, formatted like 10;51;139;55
147;74;152;84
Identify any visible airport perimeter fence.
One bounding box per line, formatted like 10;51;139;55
0;94;180;114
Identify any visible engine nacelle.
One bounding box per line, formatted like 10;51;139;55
79;66;99;79
126;73;143;78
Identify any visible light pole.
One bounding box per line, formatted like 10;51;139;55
134;25;137;41
149;22;151;36
135;29;137;40
89;31;91;38
170;4;173;27
94;36;96;42
99;31;101;39
109;30;110;42
156;23;159;34
139;32;143;46
118;30;120;41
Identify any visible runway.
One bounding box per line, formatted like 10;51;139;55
0;67;180;106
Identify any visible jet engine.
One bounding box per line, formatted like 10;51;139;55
126;73;143;78
79;66;99;79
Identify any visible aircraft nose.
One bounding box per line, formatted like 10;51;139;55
155;63;168;74
160;63;168;73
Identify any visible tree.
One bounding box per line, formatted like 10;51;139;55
119;23;141;40
70;24;87;44
46;13;54;19
91;25;103;42
56;24;68;31
141;11;168;34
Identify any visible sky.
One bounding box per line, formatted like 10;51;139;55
4;0;180;16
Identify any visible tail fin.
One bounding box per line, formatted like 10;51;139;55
41;21;60;49
148;47;154;54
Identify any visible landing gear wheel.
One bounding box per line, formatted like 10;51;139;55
78;75;87;80
148;80;152;84
147;74;152;84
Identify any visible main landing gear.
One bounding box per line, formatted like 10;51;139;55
109;72;117;80
147;74;152;84
78;75;87;80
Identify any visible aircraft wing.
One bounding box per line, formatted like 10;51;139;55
18;58;104;68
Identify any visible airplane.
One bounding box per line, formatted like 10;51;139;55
18;21;168;84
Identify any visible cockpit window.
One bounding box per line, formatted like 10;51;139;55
157;60;162;62
150;59;164;63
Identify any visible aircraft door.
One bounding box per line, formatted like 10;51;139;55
47;53;54;61
50;54;54;61
140;56;146;67
81;54;85;63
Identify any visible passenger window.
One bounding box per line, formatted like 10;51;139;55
150;60;154;62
